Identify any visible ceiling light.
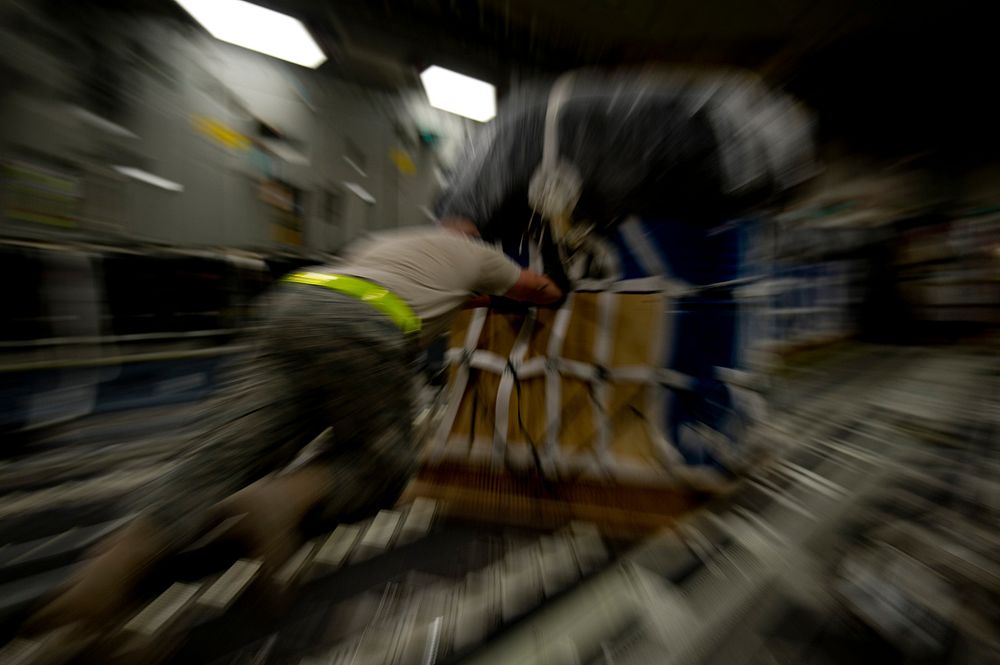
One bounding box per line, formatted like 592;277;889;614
113;166;184;192
174;0;327;69
420;66;496;122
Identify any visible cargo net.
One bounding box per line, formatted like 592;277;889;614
427;277;768;489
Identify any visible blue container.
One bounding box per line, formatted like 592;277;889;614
665;295;739;377
666;378;738;472
611;218;745;286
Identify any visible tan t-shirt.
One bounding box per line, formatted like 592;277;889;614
333;226;522;341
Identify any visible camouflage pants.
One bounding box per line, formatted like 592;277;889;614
131;281;420;550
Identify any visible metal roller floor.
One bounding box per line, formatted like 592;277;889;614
1;342;997;665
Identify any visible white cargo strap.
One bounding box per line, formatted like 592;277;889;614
592;290;617;469
545;294;575;465
517;357;546;379
432;307;489;456
652;270;679;468
608;366;691;389
528;236;544;273
574;276;659;293
438;276;724;476
444;348;506;374
493;309;537;462
541;74;573;176
619;216;666;276
617;218;698;301
469;351;507;373
618;217;696;468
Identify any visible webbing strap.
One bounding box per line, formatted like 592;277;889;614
517;357;546;379
283;271;420;335
617;218;689;469
470;352;506;373
545;294;575;465
493;309;537;463
648;299;684;469
574;276;674;295
619;217;666;276
439;285;717;477
527;72;582;227
431;308;488;457
592;291;617;469
528;237;544;273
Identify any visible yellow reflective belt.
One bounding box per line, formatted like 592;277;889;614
282;271;421;335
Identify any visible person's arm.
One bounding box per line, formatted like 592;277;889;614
470;238;565;307
463;294;492;308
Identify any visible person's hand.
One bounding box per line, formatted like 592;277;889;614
22;518;168;636
504;269;565;306
207;467;330;572
532;275;564;305
208;482;300;572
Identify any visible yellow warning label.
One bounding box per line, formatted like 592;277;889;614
192;115;251;151
390;149;416;176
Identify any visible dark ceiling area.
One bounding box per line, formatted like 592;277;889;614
44;0;999;161
319;0;995;160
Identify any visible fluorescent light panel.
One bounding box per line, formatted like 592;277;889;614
174;0;327;69
113;166;184;192
420;66;496;122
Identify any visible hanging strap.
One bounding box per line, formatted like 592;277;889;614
527;72;582;230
